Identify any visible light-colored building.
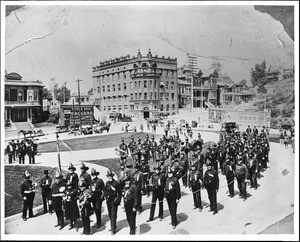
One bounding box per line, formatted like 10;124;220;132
68;92;93;105
4;72;44;123
92;50;179;119
177;65;192;108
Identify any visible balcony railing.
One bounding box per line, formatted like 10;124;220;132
5;100;41;106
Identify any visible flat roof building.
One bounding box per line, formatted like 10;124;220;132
92;50;179;119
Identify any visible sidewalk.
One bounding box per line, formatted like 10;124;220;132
4;129;295;237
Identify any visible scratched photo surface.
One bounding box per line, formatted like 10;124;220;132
2;2;297;241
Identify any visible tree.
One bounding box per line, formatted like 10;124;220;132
54;84;71;104
87;88;93;95
257;85;267;95
42;87;52;101
250;60;267;87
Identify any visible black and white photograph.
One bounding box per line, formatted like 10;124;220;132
1;1;299;240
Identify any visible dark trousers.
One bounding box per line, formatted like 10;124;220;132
19;155;25;164
22;193;34;218
261;157;267;169
181;168;188;187
29;155;35;164
165;130;168;137
149;187;164;220
191;183;202;209
206;185;217;212
225;172;235;196
236;175;247;199
42;190;52;213
166;196;178;226
55;210;64;226
8;154;13;164
81;215;91;234
92;199;103;226
219;159;225;174
213;160;218;172
249;168;258;189
107;200;118;234
136;185;142;212
125;200;137;235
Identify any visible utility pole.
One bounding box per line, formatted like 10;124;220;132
63;82;67;105
75;79;83;135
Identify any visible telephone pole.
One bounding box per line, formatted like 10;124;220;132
75;79;83;135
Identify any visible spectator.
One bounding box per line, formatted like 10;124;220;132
284;136;289;148
279;133;284;146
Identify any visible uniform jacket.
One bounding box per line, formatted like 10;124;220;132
123;183;139;207
104;179;122;205
188;170;202;188
164;176;181;200
80;171;92;187
20;179;35;197
40;175;52;192
235;163;248;178
203;169;219;190
66;172;79;190
149;172;166;190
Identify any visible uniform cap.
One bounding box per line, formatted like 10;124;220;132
80;163;89;171
55;171;63;179
68;163;76;171
106;169;115;177
91;168;99;176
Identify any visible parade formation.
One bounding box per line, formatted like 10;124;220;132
18;123;271;235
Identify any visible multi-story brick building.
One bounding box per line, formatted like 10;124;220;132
92;50;178;119
177;65;192;108
4;72;44;123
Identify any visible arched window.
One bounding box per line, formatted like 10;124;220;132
18;91;23;101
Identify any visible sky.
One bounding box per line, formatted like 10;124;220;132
4;3;294;94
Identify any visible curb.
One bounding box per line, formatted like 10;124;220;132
5;205;44;224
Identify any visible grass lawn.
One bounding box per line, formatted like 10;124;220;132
5;165;68;218
38;132;162;153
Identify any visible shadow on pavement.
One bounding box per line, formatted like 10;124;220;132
177;212;188;223
139;223;151;234
217;203;224;211
116;218;128;232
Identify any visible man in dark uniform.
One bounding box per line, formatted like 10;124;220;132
118;138;128;166
91;168;105;228
178;152;188;187
203;161;219;215
246;151;259;190
7;141;14;164
40;170;52;214
135;137;143;165
223;158;235;197
253;126;259;136
188;162;203;211
123;174;139;235
235;156;249;201
128;135;137;162
20;171;36;221
140;157;150;196
147;165;166;222
78;176;93;235
246;125;252;136
164;166;181;229
217;144;226;175
150;135;158;162
261;142;269;170
80;163;92;187
104;169;122;235
132;164;143;214
26;140;35;164
49;171;66;230
18;140;27;164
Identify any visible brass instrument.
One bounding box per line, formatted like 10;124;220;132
115;147;128;157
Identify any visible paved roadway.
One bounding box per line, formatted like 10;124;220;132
3;125;296;239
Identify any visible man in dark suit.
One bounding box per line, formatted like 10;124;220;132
40;170;52;214
164;166;181;229
204;161;219;215
20;171;36;221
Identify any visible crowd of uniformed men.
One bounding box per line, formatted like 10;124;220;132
20;125;270;235
6;138;37;164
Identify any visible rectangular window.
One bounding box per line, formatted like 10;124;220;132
149;80;152;88
118;84;121;91
113;85;116;91
124;83;127;90
165;93;169;100
144;80;147;88
139;93;142;100
154;80;157;88
135;81;137;89
171;93;175;100
10;89;17;101
102;86;105;92
135;93;137;100
138;81;141;89
160;93;163;100
18;91;23;101
155;93;157;100
166;81;169;89
33;91;38;101
130;82;133;90
107;85;110;92
144;93;147;100
130;93;133;100
171;82;175;89
150;92;152;100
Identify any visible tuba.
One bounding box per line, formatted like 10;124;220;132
115;147;128;157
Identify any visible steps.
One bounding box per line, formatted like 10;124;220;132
13;121;35;132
